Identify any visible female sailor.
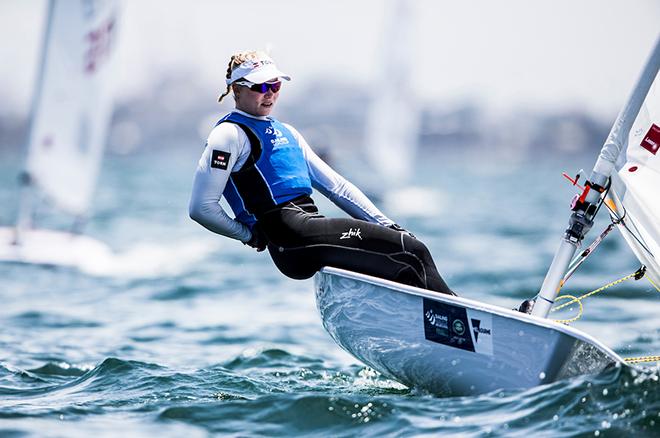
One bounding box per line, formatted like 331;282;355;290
189;50;454;295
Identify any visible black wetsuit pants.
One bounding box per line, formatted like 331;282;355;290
257;196;454;295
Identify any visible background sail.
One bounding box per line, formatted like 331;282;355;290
25;0;120;216
608;64;660;286
363;0;419;184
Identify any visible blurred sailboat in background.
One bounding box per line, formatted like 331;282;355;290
363;0;418;184
0;0;121;267
363;0;445;217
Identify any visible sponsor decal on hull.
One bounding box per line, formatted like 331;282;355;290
423;299;493;356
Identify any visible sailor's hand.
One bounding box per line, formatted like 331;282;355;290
245;224;268;252
388;223;416;239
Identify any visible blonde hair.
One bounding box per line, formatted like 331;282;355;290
218;50;269;103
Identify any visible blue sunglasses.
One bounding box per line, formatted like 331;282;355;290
235;80;282;93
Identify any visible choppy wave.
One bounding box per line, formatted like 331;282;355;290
2;353;659;437
1;152;660;436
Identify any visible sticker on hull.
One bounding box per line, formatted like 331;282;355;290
423;299;493;356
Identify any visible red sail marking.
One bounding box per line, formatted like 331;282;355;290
640;123;660;155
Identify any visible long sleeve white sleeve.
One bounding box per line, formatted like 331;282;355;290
188;123;253;242
285;124;394;226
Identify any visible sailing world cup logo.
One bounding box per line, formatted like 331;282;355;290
424;309;448;329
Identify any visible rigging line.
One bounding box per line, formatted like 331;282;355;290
590;177;611;220
604;198;625;223
603;196;655;258
551;266;658;324
551;268;642;313
620;218;655;258
562;223;616;286
646;274;660;293
551;294;583;324
624;355;660;364
555;268;660;363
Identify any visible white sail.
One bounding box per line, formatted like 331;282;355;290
25;0;121;216
608;59;660;286
363;0;419;184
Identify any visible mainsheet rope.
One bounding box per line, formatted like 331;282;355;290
550;267;646;322
547;178;660;363
549;266;660;363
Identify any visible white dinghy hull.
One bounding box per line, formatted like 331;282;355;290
315;267;625;396
0;227;113;269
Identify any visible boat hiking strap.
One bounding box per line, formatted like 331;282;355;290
549;266;660;363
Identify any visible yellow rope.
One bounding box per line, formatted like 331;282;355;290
622;275;660;365
550;294;583;324
548;268;660;364
646;274;660;293
624;355;660;364
550;271;638;314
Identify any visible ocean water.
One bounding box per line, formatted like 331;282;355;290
1;148;659;437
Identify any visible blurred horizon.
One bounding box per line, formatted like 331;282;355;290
2;0;659;115
1;0;658;170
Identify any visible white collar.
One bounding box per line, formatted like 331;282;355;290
233;109;270;121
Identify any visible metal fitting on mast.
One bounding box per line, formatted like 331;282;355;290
565;176;607;242
532;177;605;318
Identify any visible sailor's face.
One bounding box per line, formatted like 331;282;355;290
234;80;280;117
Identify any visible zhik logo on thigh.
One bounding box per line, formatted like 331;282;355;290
340;228;362;240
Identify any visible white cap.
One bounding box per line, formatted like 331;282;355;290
226;53;291;85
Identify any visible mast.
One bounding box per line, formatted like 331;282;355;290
532;38;660;318
13;0;55;245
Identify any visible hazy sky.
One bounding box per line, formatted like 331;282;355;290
1;0;658;118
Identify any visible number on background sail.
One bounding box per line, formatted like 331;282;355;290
609;65;660;286
25;0;120;215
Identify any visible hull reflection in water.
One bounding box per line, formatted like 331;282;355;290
315;267;625;396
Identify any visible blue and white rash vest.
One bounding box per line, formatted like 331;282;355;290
189;110;394;243
218;111;313;227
